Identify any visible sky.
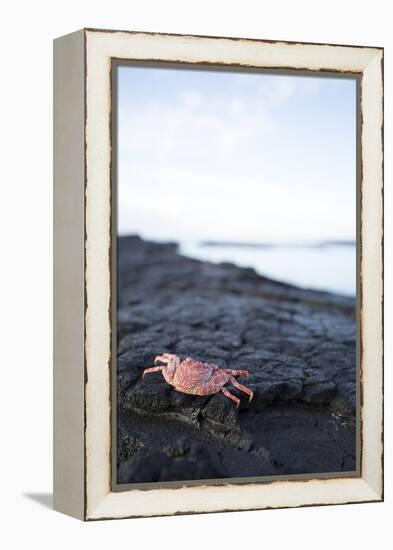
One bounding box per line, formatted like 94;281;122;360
117;64;357;244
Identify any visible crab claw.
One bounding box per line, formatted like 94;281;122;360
142;366;165;378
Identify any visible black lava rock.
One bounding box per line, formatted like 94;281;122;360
116;236;357;483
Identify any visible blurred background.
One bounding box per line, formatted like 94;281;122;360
117;64;357;296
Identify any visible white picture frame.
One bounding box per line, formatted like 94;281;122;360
53;28;383;520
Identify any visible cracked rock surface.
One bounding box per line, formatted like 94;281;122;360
117;236;357;484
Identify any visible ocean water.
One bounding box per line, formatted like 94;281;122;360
180;242;356;297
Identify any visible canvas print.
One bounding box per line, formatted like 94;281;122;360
114;64;358;486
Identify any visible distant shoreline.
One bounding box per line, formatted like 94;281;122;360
180;239;356;297
117;235;356;296
199;240;356;249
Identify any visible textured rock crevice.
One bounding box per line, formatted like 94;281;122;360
117;236;357;484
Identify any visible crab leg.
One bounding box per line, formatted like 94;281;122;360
221;387;240;408
154;353;178;365
142;366;165;378
224;369;249;378
229;376;254;402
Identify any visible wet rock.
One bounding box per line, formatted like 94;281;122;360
118;331;175;356
331;383;357;415
124;376;209;427
124;377;174;413
118;452;175;483
118;438;222;483
201;393;239;426
117;431;144;466
302;380;337;405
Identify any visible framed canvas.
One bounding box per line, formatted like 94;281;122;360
53;28;384;520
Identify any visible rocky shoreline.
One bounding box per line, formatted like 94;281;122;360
117;236;357;484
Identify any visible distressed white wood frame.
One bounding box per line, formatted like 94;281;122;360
54;29;383;521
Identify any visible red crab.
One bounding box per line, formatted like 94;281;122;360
142;353;253;407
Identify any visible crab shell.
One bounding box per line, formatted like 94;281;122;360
142;353;253;407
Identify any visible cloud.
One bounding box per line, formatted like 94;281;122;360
118;90;273;165
117;68;356;243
